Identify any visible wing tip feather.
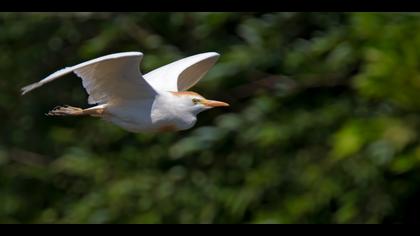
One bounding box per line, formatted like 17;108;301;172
201;52;220;59
21;82;41;95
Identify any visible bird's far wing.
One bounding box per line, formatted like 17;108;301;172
21;52;157;104
143;52;219;92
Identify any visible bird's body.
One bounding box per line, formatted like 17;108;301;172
102;91;198;132
21;52;229;133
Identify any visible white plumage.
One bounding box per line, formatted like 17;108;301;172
21;51;229;133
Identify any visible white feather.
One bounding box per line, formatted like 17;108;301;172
143;52;219;92
21;52;157;104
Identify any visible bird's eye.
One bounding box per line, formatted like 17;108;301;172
192;98;200;104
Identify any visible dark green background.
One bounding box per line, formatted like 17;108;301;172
1;12;420;223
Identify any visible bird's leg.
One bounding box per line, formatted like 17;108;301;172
82;106;105;117
47;105;105;117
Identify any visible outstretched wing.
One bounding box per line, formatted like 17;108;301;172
143;52;219;92
21;52;157;104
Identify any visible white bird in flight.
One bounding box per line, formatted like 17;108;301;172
21;52;229;133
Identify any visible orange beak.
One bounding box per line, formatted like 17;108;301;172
202;99;230;107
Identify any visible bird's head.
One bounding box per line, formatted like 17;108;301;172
170;91;229;115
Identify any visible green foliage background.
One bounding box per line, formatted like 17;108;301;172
1;12;420;223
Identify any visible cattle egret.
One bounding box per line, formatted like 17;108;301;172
21;52;229;133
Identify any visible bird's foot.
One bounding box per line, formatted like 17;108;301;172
46;105;84;116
